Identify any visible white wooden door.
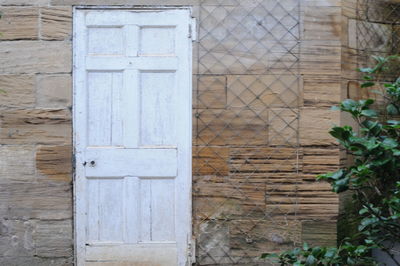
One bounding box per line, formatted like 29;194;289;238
73;8;193;266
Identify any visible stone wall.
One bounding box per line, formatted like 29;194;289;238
0;3;73;266
0;0;350;265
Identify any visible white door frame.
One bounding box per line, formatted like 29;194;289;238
72;6;194;265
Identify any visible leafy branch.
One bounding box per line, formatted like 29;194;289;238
262;55;400;265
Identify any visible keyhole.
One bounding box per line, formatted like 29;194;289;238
90;161;95;167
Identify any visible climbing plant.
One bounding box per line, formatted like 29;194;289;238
262;55;400;265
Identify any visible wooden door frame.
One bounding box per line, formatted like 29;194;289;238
72;6;195;265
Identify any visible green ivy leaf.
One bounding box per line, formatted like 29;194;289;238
382;138;398;149
329;126;352;141
333;176;349;193
305;255;317;266
387;104;399;115
359;217;379;231
360;109;377;118
342;99;358;110
361;81;375;88
358;67;374;73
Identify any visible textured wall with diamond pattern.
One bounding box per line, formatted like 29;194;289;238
193;1;339;264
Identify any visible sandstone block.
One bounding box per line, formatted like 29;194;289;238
36;145;72;182
230;219;301;256
0;181;72;220
303;147;340;177
356;21;393;53
0;75;35;108
301;41;341;76
195;220;230;265
305;0;341;6
230;147;300;179
303;78;341;107
0;0;48;6
0;109;71;145
193;146;229;176
0;219;35;257
195;108;268;146
342;0;358;18
34;219;73;257
0;7;38;40
36;74;72;108
304;6;341;41
0;145;35;181
0;41;71;74
193;180;266;219
268;108;299;146
302;220;337;247
227;75;300;110
300;108;339;146
195;75;226;109
341;47;360;80
0;257;72;266
40;7;72;41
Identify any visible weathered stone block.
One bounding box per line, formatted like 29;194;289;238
194;180;266;219
0;257;72;266
0;181;72;220
304;6;341;41
195;75;227;109
355;20;393;52
347;18;358;49
303;78;341;107
36;74;72;108
34;220;73;257
0;75;35;108
196;108;268;146
302;220;337;247
297;182;339;204
0;219;35;257
301;41;341;76
306;0;341;6
40;7;72;41
195;220;231;265
193;146;229;176
0;145;35;181
342;0;358;18
0;7;38;40
36;145;72;182
227;75;300;110
300;108;339;146
341;47;360;80
0;0;48;6
230;219;301;256
230;147;300;179
296;182;339;220
268;108;299;146
0;109;71;145
0;41;71;74
302;147;340;176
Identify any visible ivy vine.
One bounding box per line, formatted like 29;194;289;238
262;56;400;265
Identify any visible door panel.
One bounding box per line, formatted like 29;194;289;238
74;8;192;266
140;71;176;146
